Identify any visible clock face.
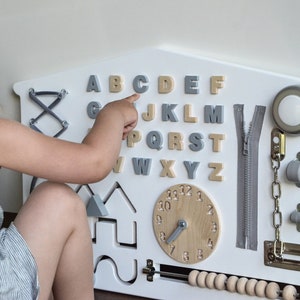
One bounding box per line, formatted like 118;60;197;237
153;183;220;264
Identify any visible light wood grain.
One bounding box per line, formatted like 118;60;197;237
153;184;220;264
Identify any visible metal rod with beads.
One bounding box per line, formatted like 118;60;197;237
143;261;299;299
188;270;299;300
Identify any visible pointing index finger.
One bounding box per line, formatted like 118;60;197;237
126;93;140;103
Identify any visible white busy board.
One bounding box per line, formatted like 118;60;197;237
14;48;300;299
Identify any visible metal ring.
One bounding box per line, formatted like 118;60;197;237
272;86;300;134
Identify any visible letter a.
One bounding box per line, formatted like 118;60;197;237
87;75;101;92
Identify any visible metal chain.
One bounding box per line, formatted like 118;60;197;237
271;153;284;258
270;128;286;258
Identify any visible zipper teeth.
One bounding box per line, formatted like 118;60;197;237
234;105;265;250
244;123;252;247
234;104;246;249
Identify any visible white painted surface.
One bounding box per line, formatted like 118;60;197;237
1;0;300;211
14;48;300;299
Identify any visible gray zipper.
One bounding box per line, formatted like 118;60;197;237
234;104;266;250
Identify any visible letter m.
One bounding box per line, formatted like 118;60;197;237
204;105;224;124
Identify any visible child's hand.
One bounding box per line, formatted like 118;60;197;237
121;94;140;139
102;93;140;140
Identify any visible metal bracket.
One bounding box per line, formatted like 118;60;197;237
271;128;286;161
143;260;189;282
264;240;300;271
143;259;155;282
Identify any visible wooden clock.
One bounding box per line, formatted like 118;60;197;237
153;183;220;264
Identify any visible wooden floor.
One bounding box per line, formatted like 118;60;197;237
94;290;151;299
2;212;152;300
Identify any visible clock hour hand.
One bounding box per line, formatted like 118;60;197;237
166;219;188;244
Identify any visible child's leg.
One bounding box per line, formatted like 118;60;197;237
14;181;94;300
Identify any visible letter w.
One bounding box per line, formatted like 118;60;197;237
132;158;152;175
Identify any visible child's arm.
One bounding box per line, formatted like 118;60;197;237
0;93;139;184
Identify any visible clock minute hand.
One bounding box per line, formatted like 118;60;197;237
166;219;188;244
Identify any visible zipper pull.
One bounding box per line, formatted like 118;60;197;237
271;128;286;161
243;139;249;155
243;122;253;155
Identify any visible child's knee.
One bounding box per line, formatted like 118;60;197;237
29;181;86;218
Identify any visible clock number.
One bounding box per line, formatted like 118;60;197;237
157;200;171;212
185;185;192;196
156;215;162;225
172;190;178;201
211;221;218;233
179;185;185;195
208;238;214;249
197;190;203;202
207;204;214;215
166;185;196;202
166;189;172;200
164;201;171;211
183;251;189;262
169;244;175;256
167;189;179;201
160;231;166;242
179;184;192;196
197;249;203;260
158;200;164;211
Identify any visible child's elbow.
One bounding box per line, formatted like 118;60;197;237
88;159;113;184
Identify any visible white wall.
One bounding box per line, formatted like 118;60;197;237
1;0;299;212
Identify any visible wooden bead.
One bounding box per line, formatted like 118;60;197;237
282;285;297;300
266;282;280;299
236;277;248;295
215;273;227;290
188;270;199;287
196;271;208;288
227;276;239;293
206;272;217;289
245;278;258;296
255;280;267;298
